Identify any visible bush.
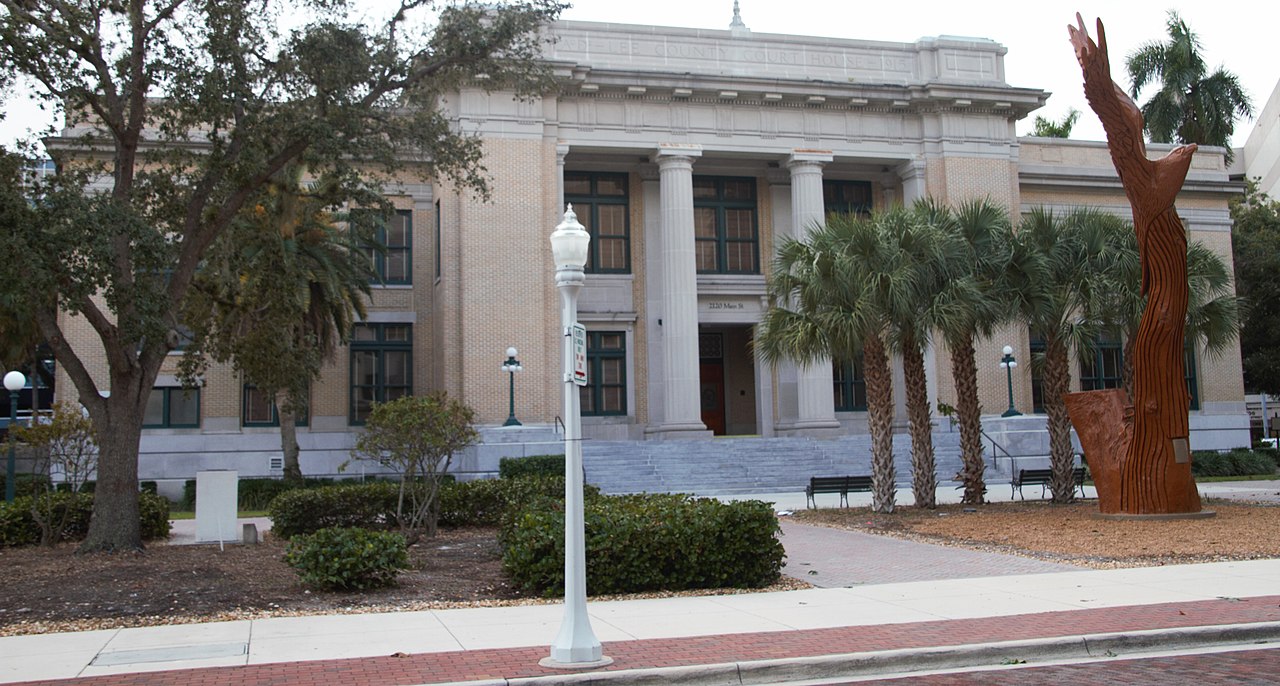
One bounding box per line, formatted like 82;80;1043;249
0;473;52;498
268;482;400;539
1191;449;1278;477
0;492;170;547
180;477;336;511
500;494;785;597
284;527;409;590
498;455;565;479
437;475;597;527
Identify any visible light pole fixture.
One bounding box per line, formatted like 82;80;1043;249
502;347;523;427
542;204;611;669
4;370;26;502
999;345;1021;418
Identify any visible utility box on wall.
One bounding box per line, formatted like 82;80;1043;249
195;470;238;543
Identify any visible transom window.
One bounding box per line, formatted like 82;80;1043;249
823;180;873;217
143;387;200;428
564;172;630;273
580;331;626;416
350;323;412;424
693;176;758;274
833;358;867;411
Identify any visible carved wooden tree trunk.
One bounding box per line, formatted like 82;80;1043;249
1066;14;1203;515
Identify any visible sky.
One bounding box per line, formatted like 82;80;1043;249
2;1;1276;151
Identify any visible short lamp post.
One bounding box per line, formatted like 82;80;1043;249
502;347;523;427
999;346;1021;418
4;370;26;502
542;204;610;669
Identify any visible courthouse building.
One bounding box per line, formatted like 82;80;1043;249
53;12;1252;489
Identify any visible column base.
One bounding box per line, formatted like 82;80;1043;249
644;422;713;440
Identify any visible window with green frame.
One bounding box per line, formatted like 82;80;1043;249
358;209;412;285
1184;344;1200;411
564;172;630;274
1078;335;1201;411
823;179;873;216
143;387;200;428
434;200;441;280
242;385;310;427
1029;334;1046;413
693;176;758;274
350;323;412;424
833;358;867;411
580;331;626;416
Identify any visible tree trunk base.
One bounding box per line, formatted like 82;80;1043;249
1064;389;1202;515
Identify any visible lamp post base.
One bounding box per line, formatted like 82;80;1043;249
539;656;614;670
1001;409;1022;418
502;417;522;427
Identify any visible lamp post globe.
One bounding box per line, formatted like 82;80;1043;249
543;205;609;668
999;346;1021;418
4;370;26;502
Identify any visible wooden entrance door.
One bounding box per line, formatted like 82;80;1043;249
700;361;726;435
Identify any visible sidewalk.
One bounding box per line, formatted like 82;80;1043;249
3;481;1277;685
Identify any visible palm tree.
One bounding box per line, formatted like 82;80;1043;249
758;211;909;513
1126;11;1253;163
183;166;374;484
1008;207;1125;503
924;199;1015;505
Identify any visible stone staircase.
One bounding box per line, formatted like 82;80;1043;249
582;431;976;496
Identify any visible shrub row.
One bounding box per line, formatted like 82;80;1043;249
1191;449;1278;477
284;527;409;590
180;477;337;511
498;455;565;480
500;494;785;597
0;492;171;547
267;475;589;539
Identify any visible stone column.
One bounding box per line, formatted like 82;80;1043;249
555;143;570;216
786;151;841;432
892;159;929;427
649;144;708;437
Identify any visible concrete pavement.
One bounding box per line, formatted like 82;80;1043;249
1;480;1277;685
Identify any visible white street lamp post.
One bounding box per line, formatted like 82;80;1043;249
542;205;610;668
999;345;1021;418
4;370;27;502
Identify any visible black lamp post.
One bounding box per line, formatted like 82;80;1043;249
1000;345;1021;418
4;370;26;502
502;347;523;427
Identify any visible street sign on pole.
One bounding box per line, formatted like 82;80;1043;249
571;323;588;387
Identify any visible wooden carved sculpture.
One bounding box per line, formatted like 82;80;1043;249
1063;14;1202;515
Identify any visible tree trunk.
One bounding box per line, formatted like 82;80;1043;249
863;333;896;513
902;334;936;509
1042;338;1077;504
950;337;987;504
278;393;303;486
79;390;146;552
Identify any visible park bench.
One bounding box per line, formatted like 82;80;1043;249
1012;466;1087;499
806;475;873;509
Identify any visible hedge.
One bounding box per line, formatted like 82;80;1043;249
269;475;593;538
1191;449;1278;477
500;494;785;597
498;455;565;479
180;477;337;511
0;492;171;547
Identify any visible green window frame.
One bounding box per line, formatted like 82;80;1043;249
580;331;626;416
564;172;630;274
823;179;873;217
358;209;412;285
833;358;867;411
1185;344;1200;411
693;176;759;274
1030;334;1047;413
349;323;413;425
1080;334;1124;391
434;200;441;280
143;387;200;429
242;385;310;427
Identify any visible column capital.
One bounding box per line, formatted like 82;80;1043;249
556;142;570;164
653;143;703;166
787;149;834;169
896;159;926;181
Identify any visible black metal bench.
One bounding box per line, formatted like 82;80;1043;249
806;475;873;509
1012;467;1087;499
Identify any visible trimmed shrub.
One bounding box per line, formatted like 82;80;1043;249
180;477;336;511
0;492;170;546
498;454;565;479
437;475;598;527
284;527;409;590
268;482;400;539
1191;449;1278;477
500;494;785;597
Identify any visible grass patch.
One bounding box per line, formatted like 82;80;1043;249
1195;474;1280;483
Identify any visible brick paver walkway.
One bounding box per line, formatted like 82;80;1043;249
11;595;1280;686
779;520;1081;586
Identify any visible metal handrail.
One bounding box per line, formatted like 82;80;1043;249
981;429;1016;473
554;415;565;436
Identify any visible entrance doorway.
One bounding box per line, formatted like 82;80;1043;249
698;326;757;436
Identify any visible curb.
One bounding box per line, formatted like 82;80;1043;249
419;621;1280;686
